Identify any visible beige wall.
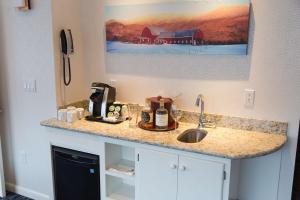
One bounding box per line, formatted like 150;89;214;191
52;0;89;106
80;0;300;199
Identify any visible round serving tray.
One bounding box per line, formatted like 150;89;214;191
138;121;179;132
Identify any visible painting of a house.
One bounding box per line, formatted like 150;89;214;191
105;0;251;55
139;27;205;45
139;26;163;44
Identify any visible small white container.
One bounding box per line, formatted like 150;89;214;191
76;108;85;120
57;109;67;122
67;110;78;123
67;106;76;110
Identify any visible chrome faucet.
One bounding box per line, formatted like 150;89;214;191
195;94;206;129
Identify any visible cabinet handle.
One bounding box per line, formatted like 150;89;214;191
179;166;186;171
170;164;177;169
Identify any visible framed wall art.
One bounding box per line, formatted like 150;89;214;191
105;0;251;55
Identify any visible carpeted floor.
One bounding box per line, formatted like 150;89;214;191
0;192;32;200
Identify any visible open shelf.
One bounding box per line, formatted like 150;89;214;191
106;159;135;181
105;143;135;180
106;175;135;200
105;143;136;200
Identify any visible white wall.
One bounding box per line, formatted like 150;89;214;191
0;0;57;199
0;0;89;198
80;0;300;199
0;0;299;199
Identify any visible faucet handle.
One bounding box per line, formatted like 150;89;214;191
195;97;200;106
204;120;217;128
195;94;203;106
203;116;217;128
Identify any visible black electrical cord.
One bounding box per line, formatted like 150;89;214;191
63;56;71;86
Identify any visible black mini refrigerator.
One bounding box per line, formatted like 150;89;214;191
52;146;100;200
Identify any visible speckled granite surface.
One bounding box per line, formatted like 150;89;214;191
180;111;288;135
41;118;287;159
59;100;288;134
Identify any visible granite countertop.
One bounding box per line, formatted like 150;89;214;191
41;118;287;159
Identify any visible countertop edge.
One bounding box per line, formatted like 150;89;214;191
40;120;287;160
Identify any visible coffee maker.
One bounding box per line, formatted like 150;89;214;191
88;82;116;118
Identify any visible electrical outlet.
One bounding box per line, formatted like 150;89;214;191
244;89;255;108
20;151;27;165
23;80;37;93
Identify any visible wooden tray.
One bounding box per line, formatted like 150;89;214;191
138;121;179;132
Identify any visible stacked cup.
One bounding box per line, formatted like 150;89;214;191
57;106;85;123
57;109;68;122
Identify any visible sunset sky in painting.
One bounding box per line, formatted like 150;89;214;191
105;0;250;22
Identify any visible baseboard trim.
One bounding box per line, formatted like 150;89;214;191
6;183;50;200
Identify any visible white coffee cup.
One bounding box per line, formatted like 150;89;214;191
57;109;67;122
76;108;85;120
67;106;76;111
67;110;78;123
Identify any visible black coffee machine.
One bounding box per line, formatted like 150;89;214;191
88;82;116;118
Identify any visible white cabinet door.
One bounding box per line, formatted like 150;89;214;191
136;148;178;200
177;156;225;200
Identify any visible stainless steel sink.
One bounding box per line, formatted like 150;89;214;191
177;129;207;143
